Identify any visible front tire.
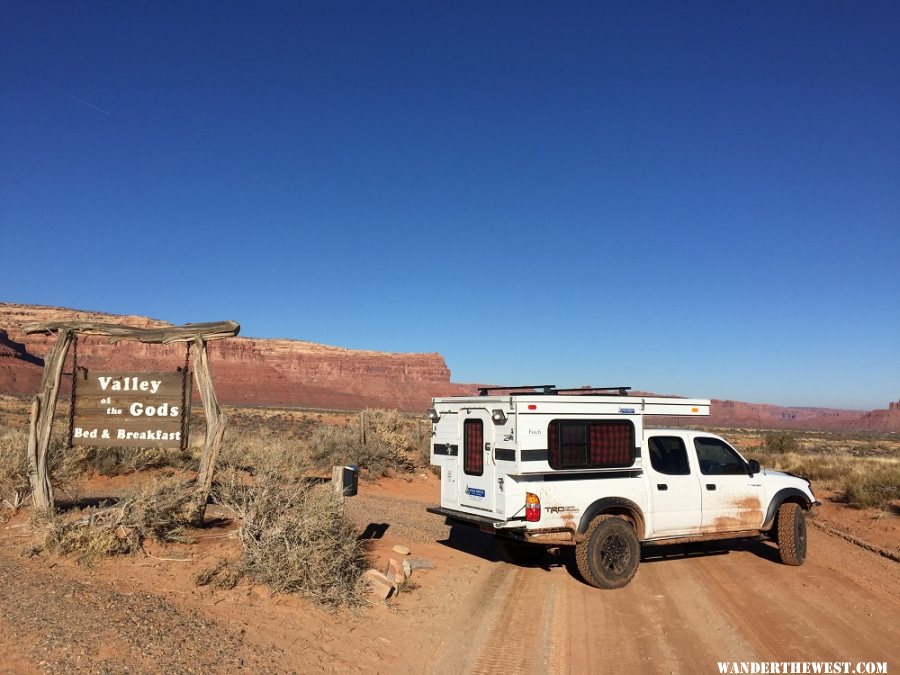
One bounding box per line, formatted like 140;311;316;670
575;516;640;589
776;502;807;566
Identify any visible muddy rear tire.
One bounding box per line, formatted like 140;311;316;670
575;516;640;589
497;539;546;566
776;502;807;566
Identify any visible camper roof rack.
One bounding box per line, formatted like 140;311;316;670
556;386;632;396
478;385;556;396
477;385;632;397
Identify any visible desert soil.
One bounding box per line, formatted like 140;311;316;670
1;473;898;674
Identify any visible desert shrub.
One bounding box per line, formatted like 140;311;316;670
55;445;196;478
361;409;422;474
214;461;369;607
840;464;900;510
0;429;30;510
0;427;91;509
35;478;195;562
306;424;362;471
365;409;408;456
223;409;428;477
417;432;432;469
117;478;196;544
787;455;850;484
219;429;310;477
307;415;415;476
762;432;799;455
39;515;132;560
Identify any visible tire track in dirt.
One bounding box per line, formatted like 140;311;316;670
468;566;562;675
557;555;757;674
554;530;898;674
428;563;516;675
697;531;899;665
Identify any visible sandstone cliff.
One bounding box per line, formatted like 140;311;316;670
1;303;896;431
0;303;471;411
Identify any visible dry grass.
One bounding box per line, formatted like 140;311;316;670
220;407;429;478
0;429;30;510
306;409;424;476
839;464;900;509
217;428;312;476
720;429;900;511
60;446;198;477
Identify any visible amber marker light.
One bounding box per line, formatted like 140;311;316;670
525;492;541;522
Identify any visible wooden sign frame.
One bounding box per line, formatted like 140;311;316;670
23;320;239;524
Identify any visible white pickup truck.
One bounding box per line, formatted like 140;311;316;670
427;386;818;588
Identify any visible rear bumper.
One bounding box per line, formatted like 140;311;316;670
426;506;505;531
426;506;579;545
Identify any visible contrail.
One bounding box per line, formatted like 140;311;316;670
60;91;110;115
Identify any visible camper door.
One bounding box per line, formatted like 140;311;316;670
458;410;495;511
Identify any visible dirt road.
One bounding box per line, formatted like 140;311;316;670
423;523;898;675
1;477;897;673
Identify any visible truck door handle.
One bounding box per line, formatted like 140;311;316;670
706;484;716;490
656;483;668;491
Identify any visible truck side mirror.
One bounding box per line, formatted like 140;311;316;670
747;459;760;476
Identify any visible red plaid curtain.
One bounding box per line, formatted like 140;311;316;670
589;423;633;465
549;420;634;468
464;419;483;475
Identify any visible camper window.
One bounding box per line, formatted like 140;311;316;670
463;419;484;476
548;420;635;470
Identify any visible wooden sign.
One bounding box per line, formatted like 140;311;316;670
72;371;189;448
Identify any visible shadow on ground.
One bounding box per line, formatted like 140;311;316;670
435;522;782;587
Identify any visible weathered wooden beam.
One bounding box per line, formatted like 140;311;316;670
189;337;227;524
22;320;239;344
27;328;74;510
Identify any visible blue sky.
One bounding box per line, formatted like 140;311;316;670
2;2;898;409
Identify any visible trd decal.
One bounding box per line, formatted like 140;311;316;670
545;506;579;514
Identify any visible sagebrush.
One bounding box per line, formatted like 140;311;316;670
34;478;195;562
214;457;370;607
742;432;900;511
0;429;30;510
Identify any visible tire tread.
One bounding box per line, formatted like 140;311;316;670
777;502;806;566
576;515;639;589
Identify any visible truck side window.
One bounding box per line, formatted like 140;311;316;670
547;420;635;470
648;436;690;475
694;437;746;475
463;419;484;476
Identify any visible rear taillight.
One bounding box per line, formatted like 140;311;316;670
525;492;541;522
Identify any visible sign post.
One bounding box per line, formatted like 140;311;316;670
22;319;239;519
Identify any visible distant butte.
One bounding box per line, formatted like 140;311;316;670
1;303;897;432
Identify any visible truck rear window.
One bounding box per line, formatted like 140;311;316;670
547;420;635;470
